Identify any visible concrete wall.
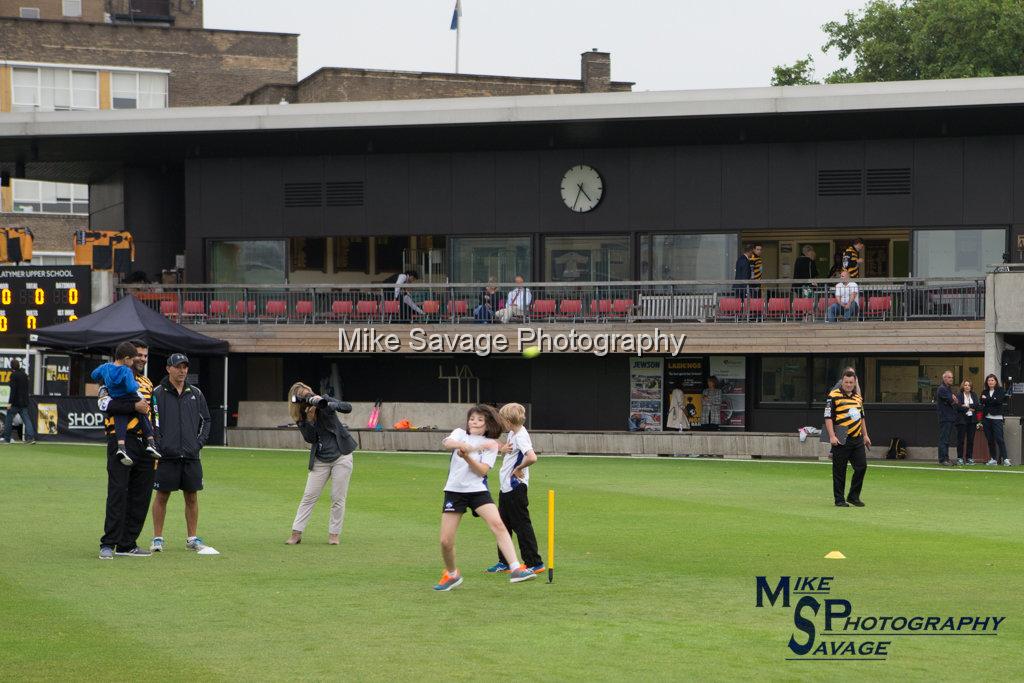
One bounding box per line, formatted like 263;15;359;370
226;417;1022;463
985;268;1024;374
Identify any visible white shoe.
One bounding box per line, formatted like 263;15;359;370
956;458;964;465
986;459;998;466
1002;460;1013;466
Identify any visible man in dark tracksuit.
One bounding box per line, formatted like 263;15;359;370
99;340;155;559
150;353;211;553
935;370;959;466
2;358;35;443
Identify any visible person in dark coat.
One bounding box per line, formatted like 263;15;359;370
2;358;35;444
979;373;1011;466
935;370;960;466
733;244;753;299
792;244;818;294
954;379;980;465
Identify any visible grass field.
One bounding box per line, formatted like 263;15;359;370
1;443;1021;681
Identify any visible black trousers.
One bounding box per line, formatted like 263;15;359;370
983;419;1008;463
832;436;867;504
496;485;543;567
937;421;955;463
955;422;976;462
100;436;155;551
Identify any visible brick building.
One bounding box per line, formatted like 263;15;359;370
237;50;632;105
0;0;296;257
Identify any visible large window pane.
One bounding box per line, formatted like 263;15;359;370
862;355;985;403
210;240;286;284
544;235;629;282
641;233;737;280
12;179;88;215
760;357;809;403
12;68;38;110
812;356;861;400
914;229;1006;277
450;236;531;283
333;237;369;273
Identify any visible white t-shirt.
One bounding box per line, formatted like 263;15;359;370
499;427;534;493
443;428;498;493
835;281;859;305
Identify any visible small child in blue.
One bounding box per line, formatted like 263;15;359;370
91;342;161;466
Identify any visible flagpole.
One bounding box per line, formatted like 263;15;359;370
455;13;461;73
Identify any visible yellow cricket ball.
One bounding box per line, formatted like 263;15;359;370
522;346;541;359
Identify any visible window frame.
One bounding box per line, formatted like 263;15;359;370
11;66;98;112
11;179;89;216
62;0;82;17
111;71;169;110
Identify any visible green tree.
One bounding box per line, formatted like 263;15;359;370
773;0;1024;84
770;55;819;86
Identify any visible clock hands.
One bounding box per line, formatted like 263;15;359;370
577;182;593;203
572;185;583;211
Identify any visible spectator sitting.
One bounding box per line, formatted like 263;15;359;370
473;279;499;323
496;275;532;324
826;271;859;323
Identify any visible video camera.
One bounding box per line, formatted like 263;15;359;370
291;394;353;414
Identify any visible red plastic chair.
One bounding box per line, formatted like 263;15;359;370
294;300;314;320
415;300;440;321
382;299;401;321
355;300;378;319
531;299;556;321
791;297;814;319
183;300;206;318
447;300;469;319
611;299;633;317
717;297;743;321
209;300;230;320
743;297;765;320
865;296;892;319
264;300;287;322
766;297;791;320
558;299;583;319
235;300;256;318
816;298;830;318
590;299;612;320
330;300;353;320
159;300;178;317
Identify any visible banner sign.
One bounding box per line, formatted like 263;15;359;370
709;356;746;428
30;395;107;442
43;354;70;396
0;352;32;405
665;357;706;430
629;357;664;431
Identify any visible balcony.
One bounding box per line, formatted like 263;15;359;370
118;277;985;326
109;0;173;24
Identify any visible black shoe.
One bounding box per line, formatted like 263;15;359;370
939;461;952;466
835;501;850;507
847;499;865;507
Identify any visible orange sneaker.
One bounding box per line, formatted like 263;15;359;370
433;569;463;591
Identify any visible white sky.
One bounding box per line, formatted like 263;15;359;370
204;0;861;91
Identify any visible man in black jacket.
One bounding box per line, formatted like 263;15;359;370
935;370;960;466
149;353;212;553
2;358;35;444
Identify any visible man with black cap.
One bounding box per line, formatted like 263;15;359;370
149;353;212;553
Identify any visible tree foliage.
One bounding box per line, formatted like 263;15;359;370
772;0;1024;85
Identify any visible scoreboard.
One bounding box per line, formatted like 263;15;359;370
0;266;91;343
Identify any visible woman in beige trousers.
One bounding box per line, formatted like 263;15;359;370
285;382;357;545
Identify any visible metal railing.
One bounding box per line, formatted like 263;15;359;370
117;277;986;325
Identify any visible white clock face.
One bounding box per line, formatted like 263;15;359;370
560;164;603;212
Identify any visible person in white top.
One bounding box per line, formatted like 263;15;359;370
485;402;543;574
434;404;537;590
391;270;425;316
496;275;533;324
826;270;860;322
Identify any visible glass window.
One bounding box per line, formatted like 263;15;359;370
333;237;369;273
112;72;168;109
210;240;286;284
450;236;531;283
12;180;88;215
914;229;1006;277
374;237;407;274
760;357;809;403
812;356;861;400
62;0;82;16
12;67;97;111
640;233;737;280
289;238;326;272
862;355;985;404
544;235;629;282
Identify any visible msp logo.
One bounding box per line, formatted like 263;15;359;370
756;576;1006;661
444;501;454;511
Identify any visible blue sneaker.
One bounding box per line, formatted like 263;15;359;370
433;570;463;591
527;563;546;575
509;565;537;584
99;546;114;560
186;536;207;551
485;562;510;573
150;537;164;552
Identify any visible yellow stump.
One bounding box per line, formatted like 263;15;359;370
547;489;555;583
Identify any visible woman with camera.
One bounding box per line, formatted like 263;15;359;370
286;382;357;545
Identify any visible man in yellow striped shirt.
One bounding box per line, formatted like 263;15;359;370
824;369;872;507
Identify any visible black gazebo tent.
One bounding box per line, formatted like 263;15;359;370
30;295;228;354
30;295;230;443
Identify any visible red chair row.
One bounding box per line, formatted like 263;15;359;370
716;295;893;321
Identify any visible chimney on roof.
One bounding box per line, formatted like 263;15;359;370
581;49;611;93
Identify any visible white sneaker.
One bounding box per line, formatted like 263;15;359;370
956;458;964;465
986;459;998;466
1002;460;1013;466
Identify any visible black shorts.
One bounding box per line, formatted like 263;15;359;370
442;490;494;516
153;459;204;492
